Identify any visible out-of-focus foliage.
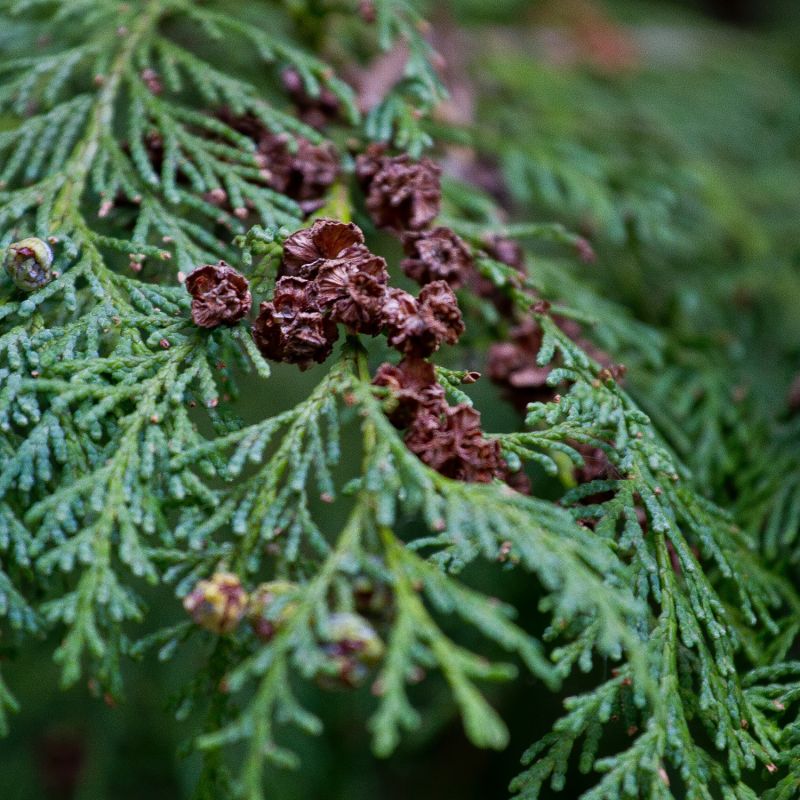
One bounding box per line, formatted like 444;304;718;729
454;0;800;548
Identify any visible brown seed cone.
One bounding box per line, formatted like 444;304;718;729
313;250;389;335
383;282;464;357
483;234;525;272
405;403;505;483
401;227;472;288
252;277;338;369
185;261;252;328
372;357;446;428
260;133;340;205
382;288;431;355
356;146;441;231
282;219;366;277
418;281;465;345
354;143;388;190
281;67;341;130
487;319;555;411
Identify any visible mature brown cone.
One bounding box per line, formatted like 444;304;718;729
383;282;464;357
260;133;339;212
313;250;389;335
405;404;505;483
489;316;622;411
372;357;446;428
356;145;441;231
419;281;465;341
488;319;555;411
281;67;341;130
281;219;366;277
252;277;338;369
185;261;252;328
354;142;388;188
381;288;430;354
401;227;473;288
212;110;339;214
483;234;525;271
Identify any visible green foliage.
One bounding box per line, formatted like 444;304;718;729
0;1;799;799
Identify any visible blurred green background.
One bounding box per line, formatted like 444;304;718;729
2;0;799;797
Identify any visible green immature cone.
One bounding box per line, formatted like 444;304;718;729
4;237;54;292
247;581;299;641
326;613;385;664
183;572;249;635
317;612;385;690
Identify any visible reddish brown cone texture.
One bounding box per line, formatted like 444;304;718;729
373;357;446;428
313;251;389;335
405;404;505;484
185;262;252;328
253;220;395;367
281;67;341;130
252;207;511;489
372;362;509;485
252;277;338;369
261;133;339;212
216;111;339;215
383;281;464;357
281;219;365;277
401;227;473;288
489;317;622;411
356;144;441;231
